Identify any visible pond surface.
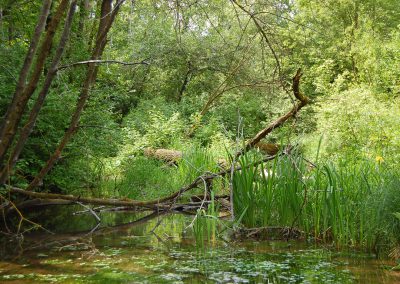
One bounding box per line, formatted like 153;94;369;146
0;207;399;283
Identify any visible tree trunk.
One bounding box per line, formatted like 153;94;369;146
177;61;192;102
144;148;182;164
0;0;67;169
27;0;125;191
0;1;78;184
0;0;52;136
78;0;90;39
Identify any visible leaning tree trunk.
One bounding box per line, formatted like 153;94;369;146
10;69;308;212
0;0;68;169
0;1;78;184
0;0;52;135
28;0;125;191
236;69;309;158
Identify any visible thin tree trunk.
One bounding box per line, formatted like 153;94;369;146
78;0;90;38
177;61;192;102
28;0;125;191
0;0;52;139
0;0;68;169
0;1;78;184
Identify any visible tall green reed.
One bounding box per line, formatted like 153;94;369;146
232;150;400;253
193;191;219;253
232;152;304;228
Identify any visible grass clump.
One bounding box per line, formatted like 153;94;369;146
193;191;219;253
232;151;400;255
117;156;179;200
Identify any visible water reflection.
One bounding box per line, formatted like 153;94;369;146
0;206;399;283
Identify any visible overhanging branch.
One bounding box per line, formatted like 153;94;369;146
236;68;310;157
57;59;149;71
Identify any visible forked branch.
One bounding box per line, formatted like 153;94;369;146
236;68;309;157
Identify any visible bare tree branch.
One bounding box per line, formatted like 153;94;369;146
231;0;281;78
236;68;310;158
57;59;149;70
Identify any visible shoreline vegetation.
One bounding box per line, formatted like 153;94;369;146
1;0;399;274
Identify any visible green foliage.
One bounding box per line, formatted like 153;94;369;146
303;88;400;164
193;191;219;253
2;0;400;257
177;145;217;182
232;151;400;254
121;98;185;153
116;156;179;200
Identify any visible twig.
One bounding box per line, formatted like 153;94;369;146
57;59;149;70
0;195;54;235
73;205;107;215
75;202;101;223
150;215;164;233
186;168;210;229
230;111;244;221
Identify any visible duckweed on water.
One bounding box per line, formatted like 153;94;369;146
0;214;398;283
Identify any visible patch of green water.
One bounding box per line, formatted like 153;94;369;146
0;212;399;283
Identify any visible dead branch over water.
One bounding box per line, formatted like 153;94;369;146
4;69;309;234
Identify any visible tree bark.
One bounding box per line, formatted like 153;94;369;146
78;0;90;39
27;0;125;191
0;0;67;169
0;1;78;184
177;61;192;102
144;148;182;164
0;0;52;134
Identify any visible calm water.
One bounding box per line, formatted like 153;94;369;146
0;206;399;283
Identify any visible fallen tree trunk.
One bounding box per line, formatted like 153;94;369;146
8;154;278;209
143;148;182;164
144;148;230;169
6;69;308;217
254;142;281;155
144;144;280;165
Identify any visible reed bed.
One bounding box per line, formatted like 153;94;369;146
232;151;400;254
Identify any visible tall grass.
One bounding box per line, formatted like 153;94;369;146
232;151;400;254
109;146;223;200
177;145;217;184
232;152;304;228
193;191;219;253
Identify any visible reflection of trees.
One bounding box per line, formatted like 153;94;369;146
6;211;166;256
